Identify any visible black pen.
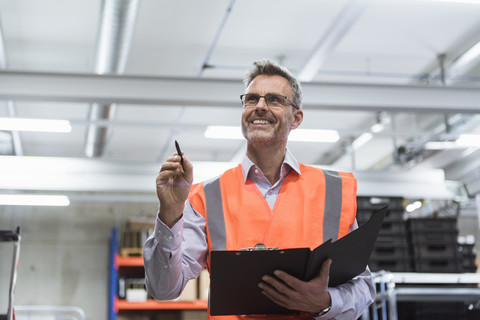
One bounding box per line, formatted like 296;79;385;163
175;140;184;169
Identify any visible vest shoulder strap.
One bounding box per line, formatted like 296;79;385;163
203;176;226;250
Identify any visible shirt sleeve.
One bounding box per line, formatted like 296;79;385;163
143;199;208;300
316;219;376;319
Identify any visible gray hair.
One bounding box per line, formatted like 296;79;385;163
243;59;303;109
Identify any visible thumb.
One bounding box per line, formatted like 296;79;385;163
181;155;194;184
315;258;332;284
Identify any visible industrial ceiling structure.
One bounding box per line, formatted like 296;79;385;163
1;0;480;202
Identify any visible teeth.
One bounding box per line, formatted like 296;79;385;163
253;120;269;124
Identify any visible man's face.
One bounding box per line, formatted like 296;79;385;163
241;75;302;145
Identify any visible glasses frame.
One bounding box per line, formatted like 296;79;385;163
240;93;299;110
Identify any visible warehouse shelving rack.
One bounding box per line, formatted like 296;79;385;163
0;227;21;320
363;271;480;320
108;228;207;320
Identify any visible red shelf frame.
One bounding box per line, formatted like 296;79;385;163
113;255;208;313
115;255;144;268
114;298;208;312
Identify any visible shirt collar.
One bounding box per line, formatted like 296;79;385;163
240;148;302;183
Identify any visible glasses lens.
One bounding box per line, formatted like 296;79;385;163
265;94;286;108
241;94;295;109
242;94;260;107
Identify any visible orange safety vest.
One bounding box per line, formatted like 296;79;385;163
188;163;357;320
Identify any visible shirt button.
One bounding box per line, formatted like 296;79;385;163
167;235;173;240
164;265;168;269
255;169;259;174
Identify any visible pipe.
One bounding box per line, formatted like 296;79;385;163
85;0;141;158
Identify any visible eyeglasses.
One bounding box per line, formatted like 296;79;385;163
240;93;299;110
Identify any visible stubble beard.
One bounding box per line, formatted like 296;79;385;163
242;124;288;149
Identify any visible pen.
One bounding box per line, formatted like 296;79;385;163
175;140;184;169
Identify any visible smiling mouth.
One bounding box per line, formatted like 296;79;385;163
252;120;271;124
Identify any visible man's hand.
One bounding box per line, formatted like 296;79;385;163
258;258;332;314
156;151;193;228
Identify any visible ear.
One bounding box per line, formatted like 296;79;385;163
290;109;303;130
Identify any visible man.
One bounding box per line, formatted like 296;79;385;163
144;59;375;319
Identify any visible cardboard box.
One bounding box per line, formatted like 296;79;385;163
198;268;210;301
176;278;197;302
180;310;207;320
126;288;148;302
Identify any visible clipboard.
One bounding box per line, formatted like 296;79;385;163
209;206;387;316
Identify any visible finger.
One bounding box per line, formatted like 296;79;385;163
271;270;302;290
165;155;183;165
318;258;332;279
180;155;194;182
158;162;183;178
258;280;290;307
261;290;289;309
260;273;294;295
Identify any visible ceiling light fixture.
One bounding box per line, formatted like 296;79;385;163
352;132;373;150
370;111;390;133
0;194;70;206
424;135;480;149
204;126;242;140
204;126;339;143
0;118;72;133
406;200;423;213
424;0;480;4
424;141;460;150
290;128;340;142
448;40;480;76
455;134;480;147
370;123;385;133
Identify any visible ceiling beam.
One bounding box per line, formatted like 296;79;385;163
1;70;480;113
0;156;459;199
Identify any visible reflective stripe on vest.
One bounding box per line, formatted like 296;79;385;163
204;176;227;250
322;169;342;242
204;169;344;250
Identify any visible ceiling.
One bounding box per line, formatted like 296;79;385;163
1;0;480;200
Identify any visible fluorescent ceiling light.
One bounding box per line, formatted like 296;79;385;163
424;0;480;4
370;123;385;133
406;200;422;213
449;40;480;73
455;134;480;147
0;194;70;206
424;141;461;150
204;126;339;143
424;135;480;149
457;41;480;65
205;126;242;140
290;129;339;142
352;132;373;150
0;118;72;133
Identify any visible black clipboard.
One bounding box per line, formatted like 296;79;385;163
209;206;387;316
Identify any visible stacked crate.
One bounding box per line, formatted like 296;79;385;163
357;197;412;272
407;217;460;272
457;240;477;273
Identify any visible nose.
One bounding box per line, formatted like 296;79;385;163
254;96;268;110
